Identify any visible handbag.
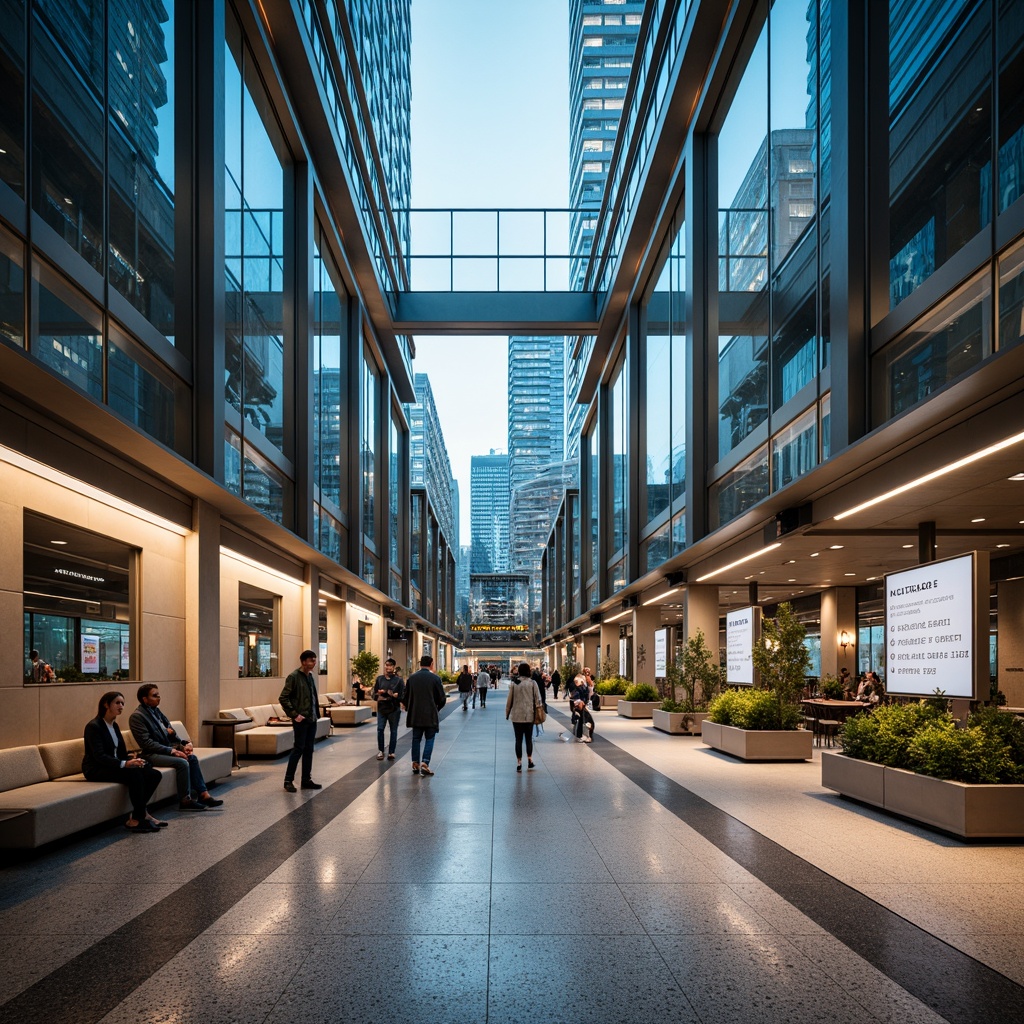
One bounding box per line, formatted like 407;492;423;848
533;701;547;725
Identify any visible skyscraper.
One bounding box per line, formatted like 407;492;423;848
470;451;510;573
408;373;456;548
566;0;642;458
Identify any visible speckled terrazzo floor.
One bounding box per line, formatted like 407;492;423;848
1;687;1022;1024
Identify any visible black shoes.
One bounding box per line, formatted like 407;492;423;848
178;798;207;811
199;796;224;807
300;780;322;789
283;781;297;792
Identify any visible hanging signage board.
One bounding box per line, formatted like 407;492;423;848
884;552;987;699
81;634;100;674
654;628;668;678
726;607;760;686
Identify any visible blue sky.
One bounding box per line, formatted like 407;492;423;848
410;0;569;545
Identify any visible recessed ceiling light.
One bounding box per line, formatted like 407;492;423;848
63;196;73;204
971;517;986;523
785;560;796;565
788;578;796;582
829;544;844;550
1009;473;1024;481
902;544;913;549
810;552;819;558
50;540;68;545
997;544;1010;548
845;573;856;576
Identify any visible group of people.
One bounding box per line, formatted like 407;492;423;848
82;684;224;834
455;663;500;710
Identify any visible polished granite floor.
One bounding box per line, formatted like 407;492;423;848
2;687;1023;1024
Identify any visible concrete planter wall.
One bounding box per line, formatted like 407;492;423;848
652;709;709;735
820;752;1024;838
617;699;661;719
702;720;813;761
596;693;624;709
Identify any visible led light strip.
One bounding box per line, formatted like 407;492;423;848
695;543;781;582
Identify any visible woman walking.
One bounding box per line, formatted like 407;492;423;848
506;662;542;772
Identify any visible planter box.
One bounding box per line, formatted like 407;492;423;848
596;693;624;710
652;709;708;735
820;752;1024;839
617;700;661;719
702;720;812;761
820;751;885;808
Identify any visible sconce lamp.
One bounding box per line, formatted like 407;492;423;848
247;631;258;649
839;630;852;653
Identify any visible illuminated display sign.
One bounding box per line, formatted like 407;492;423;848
885;553;981;699
726;607;760;685
469;624;529;633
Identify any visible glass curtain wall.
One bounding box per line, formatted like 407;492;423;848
608;350;628;592
313;225;347;562
389;411;404;602
712;0;829;528
642;211;686;574
361;345;379;585
224;9;289;524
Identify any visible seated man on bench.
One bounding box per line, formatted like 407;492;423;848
130;684;224;811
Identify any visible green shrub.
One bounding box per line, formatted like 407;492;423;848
819;674;845;700
594;677;627;696
623;682;659;702
840;701;1024;784
707;687;801;730
660;698;688;713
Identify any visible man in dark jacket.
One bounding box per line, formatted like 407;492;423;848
371;658;405;760
130;683;223;810
405;654;446;777
457;666;474;710
280;649;321;792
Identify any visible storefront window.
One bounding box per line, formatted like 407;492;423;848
23;512;134;683
238;582;278;677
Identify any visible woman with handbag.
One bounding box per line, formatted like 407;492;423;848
505;662;542;772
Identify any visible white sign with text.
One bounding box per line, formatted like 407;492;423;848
726;607;757;685
654;628;668;678
885;553;975;698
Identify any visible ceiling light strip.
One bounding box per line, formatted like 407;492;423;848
834;429;1024;520
642;586;680;606
694;543;781;583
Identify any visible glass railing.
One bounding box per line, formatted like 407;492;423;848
393;209;591;292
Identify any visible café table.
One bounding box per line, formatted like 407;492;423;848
203;716;252;770
800;699;866;746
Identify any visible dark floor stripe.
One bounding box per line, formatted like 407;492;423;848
0;700;460;1024
555;709;1024;1024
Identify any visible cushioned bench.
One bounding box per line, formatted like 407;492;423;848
0;723;232;850
322;692;375;724
219;704;330;757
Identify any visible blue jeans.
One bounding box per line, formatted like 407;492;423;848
377;708;402;754
284;718;318;782
411;727;437;765
148;751;208;800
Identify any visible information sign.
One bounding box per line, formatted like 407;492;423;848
654;628;668;678
726;607;759;685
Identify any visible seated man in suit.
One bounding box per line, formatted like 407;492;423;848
130;683;224;811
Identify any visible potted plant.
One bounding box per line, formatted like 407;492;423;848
653;630;722;735
593;676;628;709
617;682;661;719
702;603;813;761
821;699;1024;838
819;673;845;700
350;650;381;705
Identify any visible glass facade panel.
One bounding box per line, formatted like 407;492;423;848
609;355;628;557
889;0;991;309
314;504;343;564
108;327;186;453
224;12;287;456
242;447;285;525
877;272;989;420
998;238;1024;351
107;0;176;340
31;5;105;271
313;231;346;517
643;520;671;575
32;265;103;399
645;256;671;523
0;226;24;347
389;412;402;578
0;0;25;196
820;391;831;461
709;445;768;530
998;0;1024;213
771;406;817;492
587;420;599;589
361;348;378;546
718;21;768;460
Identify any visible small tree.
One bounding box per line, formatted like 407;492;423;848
681;629;722;710
351;650;380;687
749;603;809;730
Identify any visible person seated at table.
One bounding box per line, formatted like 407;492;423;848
854;675;871;700
83;691;164;833
839;667;852;698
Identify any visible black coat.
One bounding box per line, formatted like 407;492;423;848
82;716;129;777
405;668;446;730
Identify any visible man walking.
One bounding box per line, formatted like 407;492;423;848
405;654;446;777
476;663;490;708
280;649;321;792
130;684;223;810
372;658;405;760
457;665;474;711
